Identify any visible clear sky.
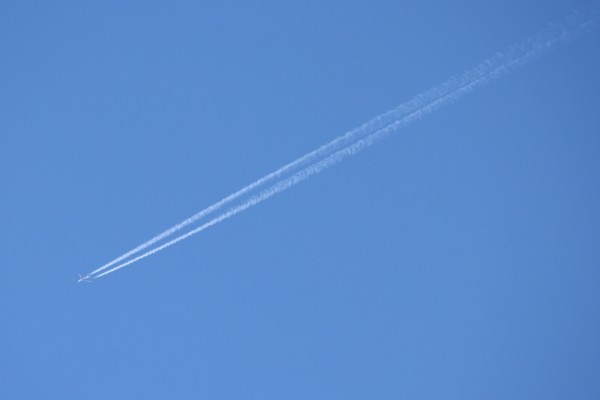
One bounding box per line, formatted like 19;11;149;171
2;1;599;399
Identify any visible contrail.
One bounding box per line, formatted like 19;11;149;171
90;5;599;279
87;58;469;277
87;47;513;279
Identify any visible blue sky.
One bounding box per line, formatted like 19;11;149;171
2;1;600;398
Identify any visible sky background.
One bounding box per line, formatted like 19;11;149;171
2;1;600;399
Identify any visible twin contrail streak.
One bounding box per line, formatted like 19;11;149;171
88;58;461;278
88;6;599;280
87;44;510;279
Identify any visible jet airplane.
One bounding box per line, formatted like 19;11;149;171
77;274;93;283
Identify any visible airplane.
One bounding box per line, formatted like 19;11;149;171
77;274;93;283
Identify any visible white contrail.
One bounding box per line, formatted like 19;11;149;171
87;58;471;278
88;49;518;279
90;6;599;279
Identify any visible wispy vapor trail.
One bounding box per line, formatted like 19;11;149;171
88;61;459;277
88;48;510;278
90;6;599;279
